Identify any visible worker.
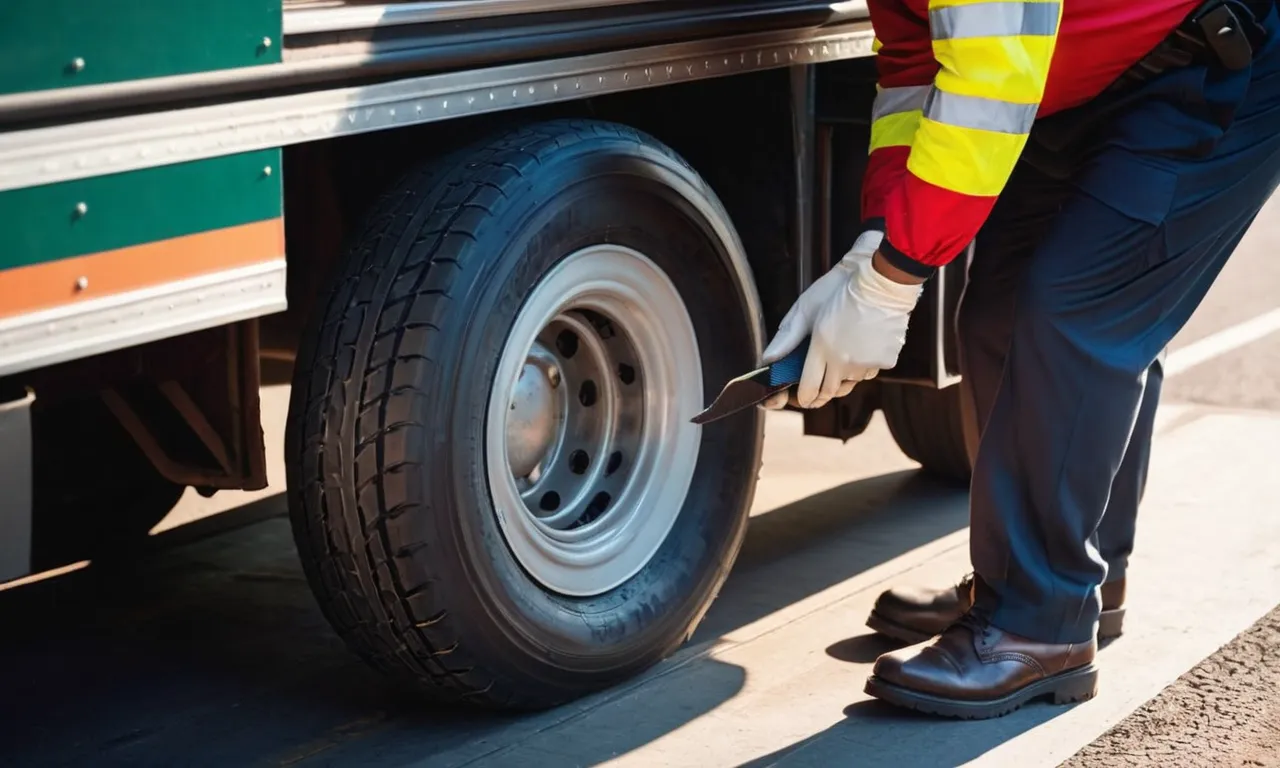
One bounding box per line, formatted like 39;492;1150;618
762;0;1280;719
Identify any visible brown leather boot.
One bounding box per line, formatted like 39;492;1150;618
865;613;1099;719
866;573;977;644
866;573;1128;644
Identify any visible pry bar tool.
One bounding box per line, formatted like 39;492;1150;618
691;337;810;425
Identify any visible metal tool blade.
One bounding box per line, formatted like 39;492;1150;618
690;370;788;425
690;337;811;425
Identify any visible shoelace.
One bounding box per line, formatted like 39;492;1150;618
956;609;995;642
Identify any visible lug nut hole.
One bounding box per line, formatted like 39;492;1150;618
579;380;598;407
556;330;579;358
569;450;590;475
539;491;561;512
574;492;612;528
605;451;623;476
618;363;636;385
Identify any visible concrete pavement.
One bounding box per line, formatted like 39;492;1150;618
422;408;1280;768
3;401;1278;767
3;196;1280;768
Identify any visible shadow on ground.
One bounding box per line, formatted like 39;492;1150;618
732;695;1080;768
0;469;974;767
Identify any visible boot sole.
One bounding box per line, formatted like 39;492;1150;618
867;608;1126;645
864;663;1099;720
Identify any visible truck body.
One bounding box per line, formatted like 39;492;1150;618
0;0;970;708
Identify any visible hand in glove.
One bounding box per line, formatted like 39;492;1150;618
759;230;883;411
761;230;923;410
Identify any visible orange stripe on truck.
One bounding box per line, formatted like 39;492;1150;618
0;218;283;319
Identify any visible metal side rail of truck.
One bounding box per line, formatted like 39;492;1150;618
0;0;972;710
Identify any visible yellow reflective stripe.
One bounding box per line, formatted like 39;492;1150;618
930;1;1060;40
873;35;883;53
877;0;1062;199
871;110;923;152
931;35;1058;104
907;117;1028;196
928;0;1061;105
869;85;930;153
928;0;1056;9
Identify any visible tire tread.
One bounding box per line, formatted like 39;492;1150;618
287;121;694;709
880;383;972;486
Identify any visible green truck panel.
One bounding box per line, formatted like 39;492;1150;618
0;149;283;271
0;0;282;96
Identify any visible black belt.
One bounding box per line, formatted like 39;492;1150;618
1025;0;1273;175
1112;0;1272;90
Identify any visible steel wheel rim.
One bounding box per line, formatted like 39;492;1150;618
485;244;703;597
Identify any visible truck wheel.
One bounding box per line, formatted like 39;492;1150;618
880;382;973;486
285;120;765;710
29;395;185;571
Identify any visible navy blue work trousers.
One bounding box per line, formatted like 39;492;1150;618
962;6;1280;644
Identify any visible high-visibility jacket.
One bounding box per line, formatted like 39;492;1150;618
863;0;1201;276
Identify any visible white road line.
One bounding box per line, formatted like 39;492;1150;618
1164;307;1280;378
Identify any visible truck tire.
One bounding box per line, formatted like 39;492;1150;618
29;394;185;571
285;120;765;710
880;382;973;486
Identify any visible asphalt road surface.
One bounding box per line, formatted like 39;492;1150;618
1065;605;1280;768
3;193;1280;767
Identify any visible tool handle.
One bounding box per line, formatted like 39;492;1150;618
766;336;811;387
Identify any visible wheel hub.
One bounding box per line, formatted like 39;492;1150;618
485;245;703;597
505;346;562;480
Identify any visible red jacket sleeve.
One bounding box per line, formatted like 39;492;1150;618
860;1;937;231
862;0;1063;277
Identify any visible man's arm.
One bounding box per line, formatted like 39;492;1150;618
860;2;939;236
864;0;1063;278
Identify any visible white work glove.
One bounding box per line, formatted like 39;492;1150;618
761;230;923;410
759;230;883;410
